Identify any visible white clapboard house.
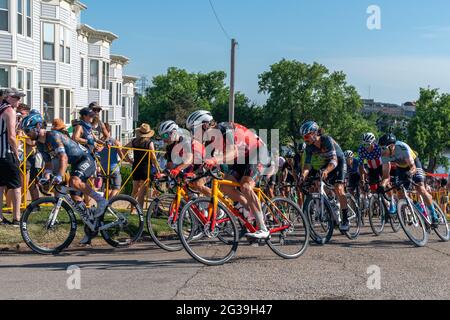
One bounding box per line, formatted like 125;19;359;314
0;0;139;141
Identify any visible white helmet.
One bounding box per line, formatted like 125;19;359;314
362;132;376;145
344;150;354;159
186;110;213;131
159;120;179;136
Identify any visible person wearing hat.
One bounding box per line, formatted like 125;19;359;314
89;102;110;141
124;123;158;209
52;118;70;137
0;88;26;226
73;107;104;156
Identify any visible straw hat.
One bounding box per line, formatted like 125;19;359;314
135;123;155;139
52;118;67;131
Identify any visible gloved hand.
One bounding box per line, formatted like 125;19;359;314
184;172;196;179
87;137;95;146
169;168;182;178
53;175;63;185
154;173;165;180
204;158;218;169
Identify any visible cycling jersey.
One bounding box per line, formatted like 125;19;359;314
37;131;89;164
358;144;382;169
305;136;344;168
382;141;418;169
348;158;361;176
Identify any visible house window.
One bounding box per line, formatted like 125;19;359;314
102;62;109;89
0;0;8;32
0;67;9;88
59;90;71;123
109;82;112;105
17;69;24;90
26;71;32;106
80;57;84;87
59;26;64;62
122;97;126;117
89;59;99;89
66;90;71;122
64;27;71;64
26;0;31;37
43;88;55;122
17;0;23;35
43;23;55;61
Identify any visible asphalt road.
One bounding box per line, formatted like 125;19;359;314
1;226;449;300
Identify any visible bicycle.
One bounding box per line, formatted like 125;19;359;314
368;185;401;236
146;170;203;252
177;168;310;266
394;179;450;247
302;171;361;244
20;178;144;255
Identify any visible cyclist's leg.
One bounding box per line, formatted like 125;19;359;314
329;159;349;228
220;166;249;208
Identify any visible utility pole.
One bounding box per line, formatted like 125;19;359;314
229;39;237;122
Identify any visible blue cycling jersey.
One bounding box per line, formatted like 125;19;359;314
305;136;344;168
348;158;361;175
37;131;89;164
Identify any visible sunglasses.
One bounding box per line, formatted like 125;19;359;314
303;132;315;140
161;133;170;140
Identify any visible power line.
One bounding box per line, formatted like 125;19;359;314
208;0;231;40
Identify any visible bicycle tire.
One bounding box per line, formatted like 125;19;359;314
20;197;77;255
303;195;335;245
369;195;386;236
100;195;145;248
345;194;362;240
178;197;239;266
433;201;450;242
397;199;429;247
266;197;310;259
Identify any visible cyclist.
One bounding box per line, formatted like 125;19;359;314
280;150;297;198
358;133;384;192
189;110;270;239
378;133;439;228
21;111;108;244
300;121;350;232
344;150;361;197
159;120;210;196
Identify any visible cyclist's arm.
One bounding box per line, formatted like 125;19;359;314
405;156;416;174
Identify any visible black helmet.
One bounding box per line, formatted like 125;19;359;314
379;133;397;147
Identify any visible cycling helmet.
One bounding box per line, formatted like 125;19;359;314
285;150;295;159
344;150;354;159
379;133;397;147
362;132;376;145
186;110;213;131
159;120;179;136
22;110;43;133
300;121;319;137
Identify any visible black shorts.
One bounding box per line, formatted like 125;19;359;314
325;157;347;185
71;156;96;183
368;166;383;185
132;166;149;181
348;173;360;191
0;154;22;189
396;158;425;189
228;164;261;182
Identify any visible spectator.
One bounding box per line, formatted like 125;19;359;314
0;88;24;226
73;107;103;156
89;102;110;141
125;123;158;209
52;118;70;137
98;123;126;198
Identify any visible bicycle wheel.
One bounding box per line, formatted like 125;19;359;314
100;195;144;248
147;193;184;251
20;197;77;255
433;201;450;242
397;199;429;247
178;197;239;266
265;197;310;259
369;195;386;236
345;194;361;240
303;195;334;245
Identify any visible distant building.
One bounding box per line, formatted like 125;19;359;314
0;0;138;140
362;99;417;118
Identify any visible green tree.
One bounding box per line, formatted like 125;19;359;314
258;59;377;150
408;88;450;172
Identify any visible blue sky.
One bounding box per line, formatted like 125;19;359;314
82;0;450;104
